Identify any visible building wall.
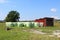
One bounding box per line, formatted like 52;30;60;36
45;18;54;26
35;18;54;26
35;19;46;27
6;18;54;27
6;22;39;28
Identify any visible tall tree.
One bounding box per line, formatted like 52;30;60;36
5;11;20;22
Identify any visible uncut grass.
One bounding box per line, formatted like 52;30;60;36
0;22;60;40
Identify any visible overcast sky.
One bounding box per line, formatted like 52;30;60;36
0;0;60;20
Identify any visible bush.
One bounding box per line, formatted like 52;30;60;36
19;23;25;27
10;23;15;27
29;22;35;28
14;23;18;26
10;22;18;27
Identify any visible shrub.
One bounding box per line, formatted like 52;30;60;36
19;23;25;27
29;22;35;28
10;22;18;27
10;23;15;27
14;22;18;26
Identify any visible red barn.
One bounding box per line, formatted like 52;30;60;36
35;17;54;27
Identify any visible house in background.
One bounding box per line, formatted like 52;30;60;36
35;17;54;27
6;17;54;27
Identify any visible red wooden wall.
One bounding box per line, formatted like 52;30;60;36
35;18;46;26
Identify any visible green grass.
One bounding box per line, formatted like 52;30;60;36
0;22;60;40
35;26;60;34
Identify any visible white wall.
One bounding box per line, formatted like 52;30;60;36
6;22;39;27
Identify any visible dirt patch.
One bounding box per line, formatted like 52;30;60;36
30;29;46;34
53;30;60;38
23;29;60;38
48;30;60;38
23;29;46;34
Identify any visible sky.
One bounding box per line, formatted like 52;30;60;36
0;0;60;20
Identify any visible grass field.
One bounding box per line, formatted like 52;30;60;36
0;21;60;40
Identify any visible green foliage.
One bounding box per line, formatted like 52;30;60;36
19;23;25;27
10;23;14;27
5;11;20;22
29;22;35;28
0;22;60;40
10;22;18;27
